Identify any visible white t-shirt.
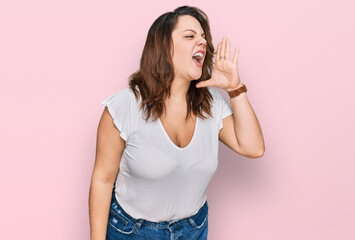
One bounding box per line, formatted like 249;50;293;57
101;86;233;221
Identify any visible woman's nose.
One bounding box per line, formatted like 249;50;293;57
198;37;207;46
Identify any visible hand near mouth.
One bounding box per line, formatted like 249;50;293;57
196;36;242;92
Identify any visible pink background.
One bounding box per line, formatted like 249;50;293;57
1;0;354;239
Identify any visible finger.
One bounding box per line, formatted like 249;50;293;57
232;46;239;65
220;37;225;59
237;46;240;65
216;42;220;61
225;38;230;60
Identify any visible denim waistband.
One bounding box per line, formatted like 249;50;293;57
111;188;208;230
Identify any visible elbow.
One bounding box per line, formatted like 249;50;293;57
237;141;265;159
254;149;265;158
244;146;265;159
253;141;265;158
254;145;265;158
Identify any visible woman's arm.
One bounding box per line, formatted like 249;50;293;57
196;37;265;158
219;87;265;158
89;108;125;240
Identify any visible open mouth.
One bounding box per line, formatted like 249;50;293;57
192;52;204;67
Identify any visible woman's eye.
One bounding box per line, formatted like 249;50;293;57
186;35;194;38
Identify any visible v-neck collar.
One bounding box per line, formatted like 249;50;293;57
157;116;198;150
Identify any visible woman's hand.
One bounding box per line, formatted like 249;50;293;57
196;36;242;91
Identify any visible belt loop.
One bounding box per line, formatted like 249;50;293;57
135;219;144;229
188;217;196;227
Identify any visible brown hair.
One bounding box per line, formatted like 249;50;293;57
128;5;215;122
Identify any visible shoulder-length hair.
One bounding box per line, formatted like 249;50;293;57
128;5;215;122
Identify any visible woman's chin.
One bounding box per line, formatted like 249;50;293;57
189;70;202;80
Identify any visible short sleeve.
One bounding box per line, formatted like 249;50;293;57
215;89;233;131
101;88;132;142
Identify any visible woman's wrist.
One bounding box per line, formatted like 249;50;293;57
225;82;244;92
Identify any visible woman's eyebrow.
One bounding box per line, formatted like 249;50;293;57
183;29;205;36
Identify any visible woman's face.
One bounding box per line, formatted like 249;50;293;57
171;15;207;82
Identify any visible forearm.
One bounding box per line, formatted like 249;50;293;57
89;179;115;240
228;85;265;157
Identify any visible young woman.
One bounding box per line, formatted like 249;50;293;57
89;5;265;240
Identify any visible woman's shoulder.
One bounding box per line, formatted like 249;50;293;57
101;87;133;112
115;86;132;97
106;87;133;102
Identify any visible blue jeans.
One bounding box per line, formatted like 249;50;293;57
106;188;209;240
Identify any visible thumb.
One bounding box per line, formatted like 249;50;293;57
196;79;212;88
